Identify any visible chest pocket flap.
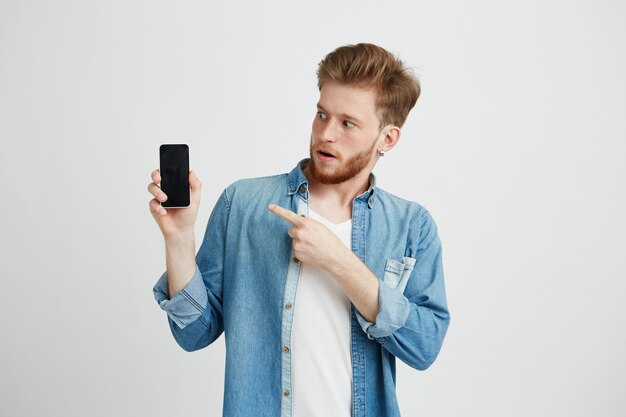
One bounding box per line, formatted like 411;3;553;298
383;257;416;294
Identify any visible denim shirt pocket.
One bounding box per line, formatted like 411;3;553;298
383;256;416;294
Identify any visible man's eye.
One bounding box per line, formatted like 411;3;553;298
317;112;327;120
343;120;355;128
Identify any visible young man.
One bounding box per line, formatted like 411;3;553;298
148;43;450;417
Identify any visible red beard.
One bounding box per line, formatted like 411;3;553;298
308;139;377;184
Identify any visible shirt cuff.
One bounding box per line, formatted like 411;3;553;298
355;279;411;342
153;265;208;329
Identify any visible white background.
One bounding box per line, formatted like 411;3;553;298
1;1;624;416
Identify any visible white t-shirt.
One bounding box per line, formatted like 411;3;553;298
291;208;353;417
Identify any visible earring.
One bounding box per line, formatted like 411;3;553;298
379;150;385;157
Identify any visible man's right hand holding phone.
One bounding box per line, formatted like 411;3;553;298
148;169;202;239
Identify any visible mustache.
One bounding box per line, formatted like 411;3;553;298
311;145;341;159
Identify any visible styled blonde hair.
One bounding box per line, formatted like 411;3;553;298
317;43;421;128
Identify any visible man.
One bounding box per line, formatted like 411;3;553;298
147;43;450;417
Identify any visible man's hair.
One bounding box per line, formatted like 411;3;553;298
316;43;421;129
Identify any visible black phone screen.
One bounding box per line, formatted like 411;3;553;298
159;144;190;208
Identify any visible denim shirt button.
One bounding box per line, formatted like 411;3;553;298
299;184;307;193
285;303;292;310
283;390;290;397
283;346;289;353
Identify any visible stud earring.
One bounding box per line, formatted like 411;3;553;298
379;150;385;157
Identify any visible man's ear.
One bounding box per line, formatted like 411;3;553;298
379;125;401;153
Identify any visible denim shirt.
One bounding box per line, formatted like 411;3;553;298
153;158;450;417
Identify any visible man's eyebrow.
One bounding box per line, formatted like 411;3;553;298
316;103;363;124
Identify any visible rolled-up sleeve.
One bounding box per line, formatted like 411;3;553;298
355;279;411;340
153;265;208;329
355;208;450;370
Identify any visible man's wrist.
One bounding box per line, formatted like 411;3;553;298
326;246;360;277
164;229;195;246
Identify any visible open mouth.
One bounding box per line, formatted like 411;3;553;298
318;150;336;158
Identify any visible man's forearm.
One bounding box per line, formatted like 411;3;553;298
328;251;380;323
164;230;196;298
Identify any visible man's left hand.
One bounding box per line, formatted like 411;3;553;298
268;203;351;271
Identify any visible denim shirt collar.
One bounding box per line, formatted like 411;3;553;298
287;158;377;209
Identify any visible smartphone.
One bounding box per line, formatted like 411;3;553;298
159;144;190;208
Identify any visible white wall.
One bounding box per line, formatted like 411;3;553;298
1;1;624;416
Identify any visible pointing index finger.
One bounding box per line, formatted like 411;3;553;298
268;204;303;225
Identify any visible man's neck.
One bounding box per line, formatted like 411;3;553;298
302;161;372;212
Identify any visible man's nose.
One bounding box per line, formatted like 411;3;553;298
319;119;340;142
